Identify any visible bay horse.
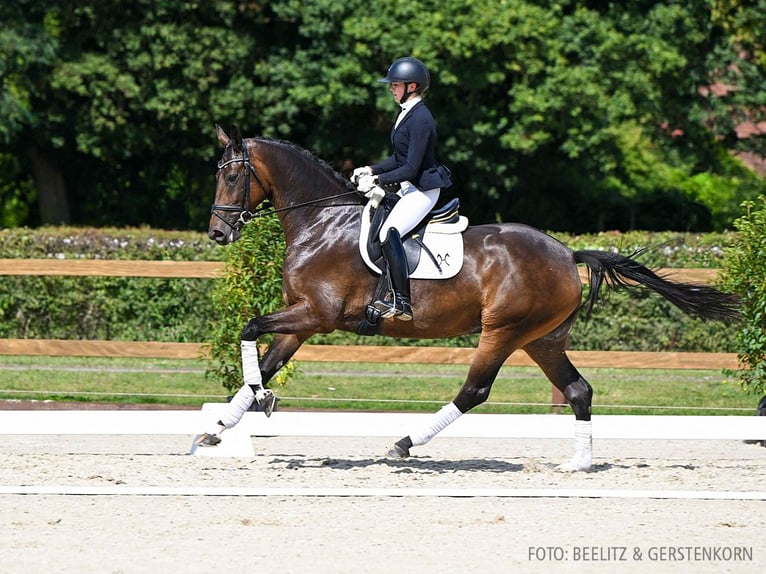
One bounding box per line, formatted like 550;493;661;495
201;125;739;471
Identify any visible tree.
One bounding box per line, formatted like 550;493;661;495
1;0;764;231
1;0;267;227
702;0;766;161
0;1;65;223
333;0;762;229
718;196;766;396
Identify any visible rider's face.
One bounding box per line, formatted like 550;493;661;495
390;82;417;104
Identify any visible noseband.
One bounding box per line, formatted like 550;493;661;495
210;139;270;232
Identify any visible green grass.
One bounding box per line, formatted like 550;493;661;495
0;356;224;406
0;355;759;415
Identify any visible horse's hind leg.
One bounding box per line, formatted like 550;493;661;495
387;332;512;458
524;336;594;472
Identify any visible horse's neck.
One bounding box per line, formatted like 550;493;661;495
280;200;360;247
261;140;362;243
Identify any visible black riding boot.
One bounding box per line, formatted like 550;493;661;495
374;229;413;321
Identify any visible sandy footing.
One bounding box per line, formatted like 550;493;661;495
1;434;763;573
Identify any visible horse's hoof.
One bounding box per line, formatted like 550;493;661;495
194;433;221;447
386;443;410;459
257;390;277;418
556;457;592;472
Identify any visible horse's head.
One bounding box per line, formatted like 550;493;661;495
208;124;270;245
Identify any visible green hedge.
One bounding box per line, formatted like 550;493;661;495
718;197;766;396
0;225;739;356
551;230;739;353
0;227;221;342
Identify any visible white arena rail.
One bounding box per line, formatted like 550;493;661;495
1;405;764;458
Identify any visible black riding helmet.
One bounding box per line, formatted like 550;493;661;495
378;57;430;103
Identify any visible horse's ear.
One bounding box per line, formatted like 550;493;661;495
230;124;243;151
215;124;230;148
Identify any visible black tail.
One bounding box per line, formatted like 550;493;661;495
574;249;740;321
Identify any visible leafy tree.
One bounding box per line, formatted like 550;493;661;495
0;2;57;144
718;196;766;396
335;0;764;229
702;0;766;160
206;215;288;392
1;0;764;232
1;0;266;227
0;1;64;223
712;0;766;67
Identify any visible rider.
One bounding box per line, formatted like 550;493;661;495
354;56;452;321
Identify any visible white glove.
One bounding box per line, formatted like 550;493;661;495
366;185;386;208
352;166;372;184
356;174;378;193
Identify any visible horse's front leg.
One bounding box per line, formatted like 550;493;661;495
228;331;308;421
239;299;336;390
195;302;323;446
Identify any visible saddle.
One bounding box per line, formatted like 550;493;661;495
359;193;468;280
356;192;468;335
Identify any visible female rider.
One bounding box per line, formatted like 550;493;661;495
355;56;452;321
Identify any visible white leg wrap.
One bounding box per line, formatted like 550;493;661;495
206;340;264;434
241;340;263;387
241;340;273;405
409;402;462;447
216;383;255;430
557;420;593;472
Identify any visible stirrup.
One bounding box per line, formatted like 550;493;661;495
373;297;412;321
373;299;400;319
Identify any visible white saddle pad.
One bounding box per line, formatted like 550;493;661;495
359;202;468;280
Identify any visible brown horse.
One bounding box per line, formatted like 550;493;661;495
203;125;739;471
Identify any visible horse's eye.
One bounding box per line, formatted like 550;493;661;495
227;172;238;184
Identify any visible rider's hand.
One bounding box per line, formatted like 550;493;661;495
352;166;372;184
365;185;386;208
356;174;378;193
364;184;383;198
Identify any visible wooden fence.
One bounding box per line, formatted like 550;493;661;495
0;258;719;283
0;339;740;371
0;259;735;371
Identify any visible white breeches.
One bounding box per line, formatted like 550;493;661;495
379;183;440;242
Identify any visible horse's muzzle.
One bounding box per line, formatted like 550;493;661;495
208;226;240;245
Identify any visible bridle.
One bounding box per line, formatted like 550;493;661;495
210;139;361;232
210;139;270;232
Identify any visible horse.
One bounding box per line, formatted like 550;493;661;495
201;124;740;471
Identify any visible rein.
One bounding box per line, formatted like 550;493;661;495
211;139;360;231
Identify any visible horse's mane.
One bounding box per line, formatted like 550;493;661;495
254;137;359;194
